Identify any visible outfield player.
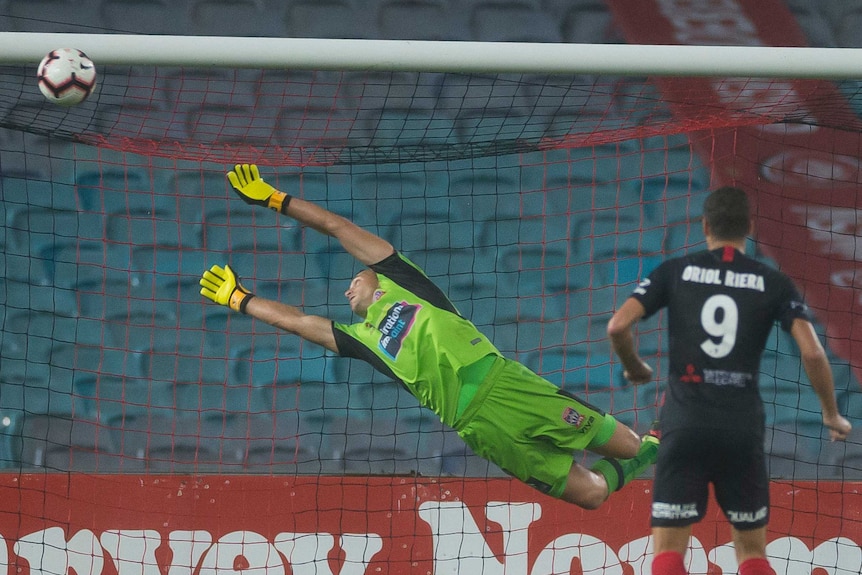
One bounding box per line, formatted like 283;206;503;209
607;186;851;575
199;164;659;510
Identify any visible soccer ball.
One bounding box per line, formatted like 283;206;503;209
37;48;97;106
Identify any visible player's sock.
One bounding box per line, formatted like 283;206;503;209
591;457;624;493
652;551;687;575
620;433;659;485
591;427;660;494
739;558;776;575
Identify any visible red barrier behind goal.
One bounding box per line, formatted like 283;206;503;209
2;475;859;575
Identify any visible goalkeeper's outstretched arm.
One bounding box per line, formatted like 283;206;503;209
199;263;338;352
245;296;338;353
227;164;395;266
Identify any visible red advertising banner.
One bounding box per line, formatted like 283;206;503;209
0;475;858;575
607;0;862;386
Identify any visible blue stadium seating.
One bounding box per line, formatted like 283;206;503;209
1;0;860;478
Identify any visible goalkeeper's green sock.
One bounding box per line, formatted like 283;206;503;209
591;434;659;494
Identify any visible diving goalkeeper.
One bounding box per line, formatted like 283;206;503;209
199;164;659;510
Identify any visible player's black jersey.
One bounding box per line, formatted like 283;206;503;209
631;246;812;433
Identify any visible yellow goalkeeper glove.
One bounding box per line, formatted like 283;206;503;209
200;264;255;313
227;164;291;213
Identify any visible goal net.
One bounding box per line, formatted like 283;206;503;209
0;34;859;575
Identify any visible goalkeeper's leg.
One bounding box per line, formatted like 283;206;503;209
591;432;659;493
561;421;659;509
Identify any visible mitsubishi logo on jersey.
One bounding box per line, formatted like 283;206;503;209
680;364;702;383
378;301;421;360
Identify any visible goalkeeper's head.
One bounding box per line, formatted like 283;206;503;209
703;185;752;242
344;268;381;318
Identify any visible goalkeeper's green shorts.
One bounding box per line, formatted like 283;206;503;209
454;355;616;499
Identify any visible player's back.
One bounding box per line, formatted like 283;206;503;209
647;246;805;432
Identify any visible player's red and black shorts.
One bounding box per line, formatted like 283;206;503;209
651;426;769;530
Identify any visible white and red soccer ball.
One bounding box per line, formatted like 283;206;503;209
37;48;97;106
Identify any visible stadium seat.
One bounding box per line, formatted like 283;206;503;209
147;349;232;392
377;0;459;40
765;426;824;480
130;245;212;288
0;413;20;468
204;209;297;254
4;0;99;32
831;9;862;47
84;374;175;422
294;410;355;474
171;171;231;210
662;218;706;254
105;209;202;249
2;249;47;289
107;412;234;473
7;282;78;317
338;409;432;475
231;333;303;387
0;366;75;416
172;379;245;416
198;310;260;358
469;1;562;42
75;167;153;210
286;1;367;39
98;0;188;35
7;207;100;257
560;1;615;43
46;241;134;291
190;0;269;36
783;2;837;48
269;167;347;204
240;410;319;473
16;413;121;472
296;380;354;415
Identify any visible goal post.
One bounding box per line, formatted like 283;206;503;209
2;32;862;76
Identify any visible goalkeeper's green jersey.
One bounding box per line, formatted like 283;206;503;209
332;252;500;427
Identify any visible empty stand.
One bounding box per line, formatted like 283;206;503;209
286;1;367;39
377;1;459;40
241;410;320;473
469;1;562;42
15;413;121;472
99;0;188;35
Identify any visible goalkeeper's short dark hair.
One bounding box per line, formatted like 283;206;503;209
703;186;751;241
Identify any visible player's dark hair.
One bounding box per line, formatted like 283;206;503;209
703;186;751;240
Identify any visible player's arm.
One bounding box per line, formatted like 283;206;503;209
200;264;338;353
284;195;395;266
227;164;395;266
607;297;653;385
790;318;852;441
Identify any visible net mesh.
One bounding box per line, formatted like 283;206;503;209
0;56;860;572
1;62;859;476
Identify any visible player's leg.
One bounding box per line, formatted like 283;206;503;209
712;428;773;575
456;359;656;508
560;461;614;509
588;415;641;459
732;526;775;575
560;422;660;507
586;415;659;495
652;526;693;575
650;430;710;575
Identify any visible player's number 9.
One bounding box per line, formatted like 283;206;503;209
700;294;738;358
